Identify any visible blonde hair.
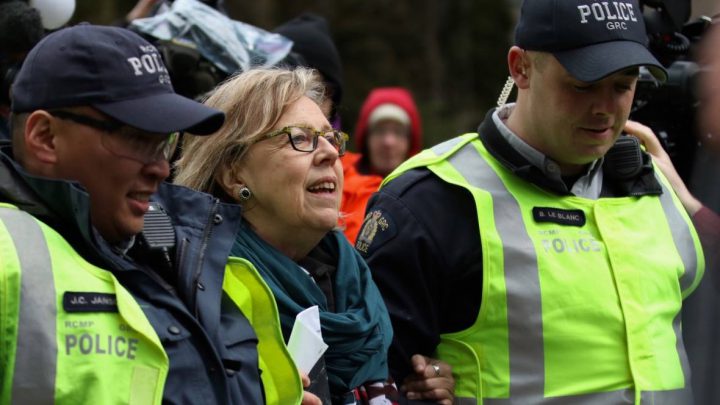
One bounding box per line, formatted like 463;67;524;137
174;67;326;194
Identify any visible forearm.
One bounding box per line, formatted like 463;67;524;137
692;206;720;260
674;182;703;216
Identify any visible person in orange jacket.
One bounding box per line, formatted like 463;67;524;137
341;87;422;243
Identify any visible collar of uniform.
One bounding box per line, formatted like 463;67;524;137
493;104;551;174
0;145;118;266
0;145;95;240
478;106;602;198
91;226;135;255
0;145;52;217
492;104;604;198
480;109;661;198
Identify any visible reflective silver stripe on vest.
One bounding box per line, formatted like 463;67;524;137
483;387;691;404
657;180;697;403
672;311;694;404
445;144;692;404
656;180;700;292
0;209;57;404
431;136;468;156
483;388;633;404
447;144;546;401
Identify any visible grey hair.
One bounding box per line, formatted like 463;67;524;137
174;67;326;194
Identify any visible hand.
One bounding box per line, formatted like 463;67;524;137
624;120;702;215
401;354;455;405
300;372;322;405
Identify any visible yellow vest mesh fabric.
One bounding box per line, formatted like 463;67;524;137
382;135;704;404
2;203;305;405
223;257;303;405
0;206;23;405
0;204;168;405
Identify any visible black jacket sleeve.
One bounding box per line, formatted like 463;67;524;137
356;168;483;384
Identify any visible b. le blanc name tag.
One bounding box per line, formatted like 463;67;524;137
532;207;586;227
63;292;118;313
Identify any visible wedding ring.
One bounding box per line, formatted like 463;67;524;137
432;363;441;377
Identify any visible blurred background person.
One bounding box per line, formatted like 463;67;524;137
274;12;345;126
625;102;720;405
653;10;720;405
341;87;422;243
0;0;44;140
698;18;720;154
175;67;455;405
0;0;75;140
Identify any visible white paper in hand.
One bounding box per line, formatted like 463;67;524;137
287;305;329;374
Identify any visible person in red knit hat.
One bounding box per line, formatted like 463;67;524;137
341;87;422;242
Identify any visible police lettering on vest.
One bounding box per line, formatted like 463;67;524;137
577;2;637;30
65;333;139;359
538;229;603;254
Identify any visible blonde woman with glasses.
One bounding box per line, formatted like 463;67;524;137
175;68;455;405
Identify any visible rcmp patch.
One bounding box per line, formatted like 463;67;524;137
355;210;396;255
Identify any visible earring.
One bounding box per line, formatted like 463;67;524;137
238;186;252;202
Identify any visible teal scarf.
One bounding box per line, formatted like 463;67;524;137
231;224;393;394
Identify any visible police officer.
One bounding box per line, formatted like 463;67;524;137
358;0;704;403
0;24;301;404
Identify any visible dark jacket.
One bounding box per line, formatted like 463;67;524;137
0;146;264;405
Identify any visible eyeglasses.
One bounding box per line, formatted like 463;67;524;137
49;110;180;164
263;125;349;156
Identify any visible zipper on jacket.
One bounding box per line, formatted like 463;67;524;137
191;198;219;318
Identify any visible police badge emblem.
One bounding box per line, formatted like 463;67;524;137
355;210;389;253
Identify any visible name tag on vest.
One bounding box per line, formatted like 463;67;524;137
532;207;586;227
64;292;118;313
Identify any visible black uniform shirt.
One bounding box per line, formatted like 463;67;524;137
358;168;482;383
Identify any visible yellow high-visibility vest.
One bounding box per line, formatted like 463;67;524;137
0;203;302;405
383;134;704;404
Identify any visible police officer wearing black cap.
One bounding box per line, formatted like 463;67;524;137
0;24;301;404
359;0;704;403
